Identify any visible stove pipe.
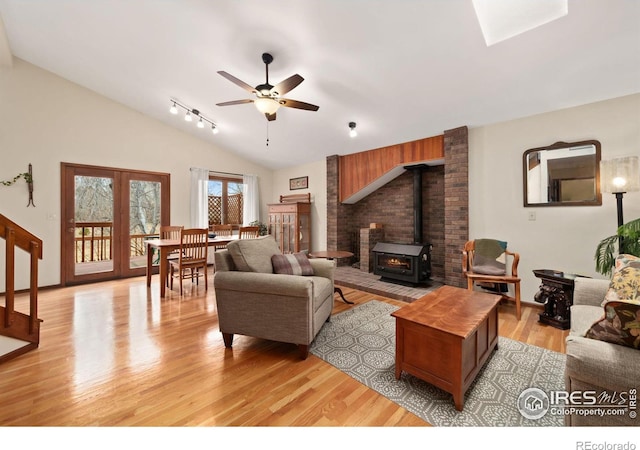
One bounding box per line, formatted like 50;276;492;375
404;164;428;244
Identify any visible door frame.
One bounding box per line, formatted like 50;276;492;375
60;162;171;286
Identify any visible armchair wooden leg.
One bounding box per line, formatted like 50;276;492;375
515;282;522;321
222;332;234;348
298;344;309;360
467;277;474;291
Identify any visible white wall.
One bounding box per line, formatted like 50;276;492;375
272;159;327;253
0;58;273;290
469;93;640;304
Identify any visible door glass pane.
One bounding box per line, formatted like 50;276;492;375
74;176;114;275
129;180;161;269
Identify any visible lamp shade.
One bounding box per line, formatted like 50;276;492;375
254;97;280;115
601;156;640;193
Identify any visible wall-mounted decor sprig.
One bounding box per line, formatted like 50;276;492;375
1;164;35;206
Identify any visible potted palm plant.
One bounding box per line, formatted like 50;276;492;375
595;217;640;277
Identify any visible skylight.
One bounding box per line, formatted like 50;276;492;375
472;0;568;46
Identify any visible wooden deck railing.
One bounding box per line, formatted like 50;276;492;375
75;221;112;263
74;222;155;264
0;213;43;363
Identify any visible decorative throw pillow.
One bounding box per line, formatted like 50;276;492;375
585;301;640;350
271;252;314;276
602;254;640;306
472;239;508;275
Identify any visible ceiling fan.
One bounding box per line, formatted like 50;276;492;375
216;53;319;121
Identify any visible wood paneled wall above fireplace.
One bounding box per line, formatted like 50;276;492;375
338;134;444;203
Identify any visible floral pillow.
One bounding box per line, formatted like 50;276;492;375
585;301;640;350
602;254;640;306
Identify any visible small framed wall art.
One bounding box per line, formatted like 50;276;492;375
289;176;308;190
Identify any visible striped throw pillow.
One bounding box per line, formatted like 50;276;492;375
271;253;314;276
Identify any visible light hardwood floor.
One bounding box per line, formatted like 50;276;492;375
0;275;569;426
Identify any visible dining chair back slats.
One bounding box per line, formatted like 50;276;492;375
211;224;233;236
170;228;208;295
239;226;260;239
159;225;183;286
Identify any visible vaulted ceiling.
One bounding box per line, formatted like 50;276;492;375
0;0;638;169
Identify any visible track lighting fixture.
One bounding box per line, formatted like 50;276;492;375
349;121;357;138
169;98;219;134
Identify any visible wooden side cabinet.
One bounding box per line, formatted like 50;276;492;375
268;195;311;254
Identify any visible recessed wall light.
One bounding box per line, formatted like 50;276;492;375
349;122;357;138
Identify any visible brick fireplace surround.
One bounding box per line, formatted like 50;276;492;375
326;126;469;288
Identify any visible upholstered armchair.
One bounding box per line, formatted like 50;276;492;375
213;235;335;359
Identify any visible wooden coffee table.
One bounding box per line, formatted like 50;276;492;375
391;285;501;411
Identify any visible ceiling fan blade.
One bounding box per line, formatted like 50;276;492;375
271;74;304;96
265;112;276;121
279;98;319;111
217;71;256;93
216;99;254;107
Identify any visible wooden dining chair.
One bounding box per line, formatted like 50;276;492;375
239;226;260;239
462;239;521;320
210;224;233;250
169;228;208;295
159;225;183;287
211;224;233;236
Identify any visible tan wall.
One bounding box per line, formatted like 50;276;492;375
469;93;640;304
0;58;273;290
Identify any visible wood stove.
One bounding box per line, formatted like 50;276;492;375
372;242;432;286
371;164;433;286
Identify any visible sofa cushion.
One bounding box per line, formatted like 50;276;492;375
603;254;640;305
226;235;281;273
271;252;314;276
585;301;640;350
571;305;605;336
310;276;333;312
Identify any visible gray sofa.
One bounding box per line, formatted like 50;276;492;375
213;235;335;359
565;277;638;426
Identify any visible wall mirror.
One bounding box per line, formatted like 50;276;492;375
523;140;601;207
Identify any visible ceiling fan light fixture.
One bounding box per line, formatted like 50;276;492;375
349;122;358;138
184;110;192;122
169;102;178;114
211;124;219;134
254;97;280;115
197;117;205;128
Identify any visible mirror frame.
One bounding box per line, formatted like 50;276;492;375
523;140;602;207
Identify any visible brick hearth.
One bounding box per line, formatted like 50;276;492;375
334;266;443;303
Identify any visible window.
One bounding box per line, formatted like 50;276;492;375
208;176;243;227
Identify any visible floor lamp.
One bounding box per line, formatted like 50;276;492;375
600;156;640;248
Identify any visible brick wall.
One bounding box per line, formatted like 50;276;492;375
443;126;469;287
326;126;468;286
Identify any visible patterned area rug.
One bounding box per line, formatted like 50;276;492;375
311;300;566;426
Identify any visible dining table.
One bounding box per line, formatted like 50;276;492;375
146;235;235;297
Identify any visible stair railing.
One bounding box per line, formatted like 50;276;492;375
0;213;43;346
